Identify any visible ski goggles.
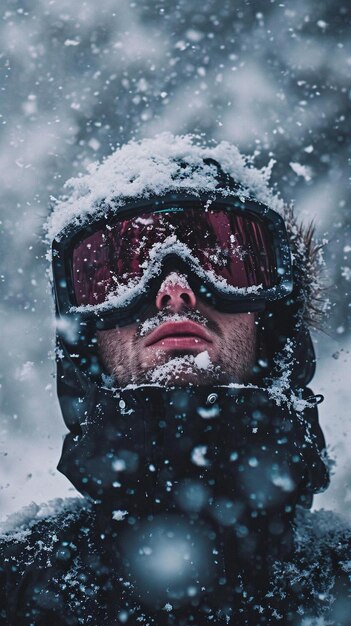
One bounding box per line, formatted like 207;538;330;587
52;195;293;329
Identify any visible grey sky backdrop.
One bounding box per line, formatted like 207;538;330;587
0;0;350;519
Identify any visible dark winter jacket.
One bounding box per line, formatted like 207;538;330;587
1;499;351;626
1;386;349;625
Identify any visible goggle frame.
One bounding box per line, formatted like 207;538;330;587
52;193;293;330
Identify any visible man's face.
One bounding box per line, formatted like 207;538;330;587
97;271;258;387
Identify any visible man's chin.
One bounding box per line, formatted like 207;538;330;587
140;353;223;387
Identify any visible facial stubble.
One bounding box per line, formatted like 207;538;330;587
97;314;257;387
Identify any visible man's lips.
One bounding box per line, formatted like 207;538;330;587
144;321;213;348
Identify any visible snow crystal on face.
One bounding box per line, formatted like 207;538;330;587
46;132;285;243
194;350;211;370
158;271;190;289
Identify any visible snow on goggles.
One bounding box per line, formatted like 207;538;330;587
52;196;293;328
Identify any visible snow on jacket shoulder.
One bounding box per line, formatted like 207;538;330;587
0;500;351;625
270;507;351;624
0;498;92;626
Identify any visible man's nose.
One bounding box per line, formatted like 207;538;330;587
155;272;197;312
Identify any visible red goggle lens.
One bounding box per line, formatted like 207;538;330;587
71;208;276;307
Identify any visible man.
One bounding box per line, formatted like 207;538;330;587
0;134;350;625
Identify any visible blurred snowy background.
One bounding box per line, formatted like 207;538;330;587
0;0;350;519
